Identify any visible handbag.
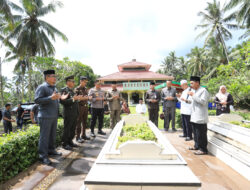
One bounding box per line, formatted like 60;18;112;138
160;113;164;120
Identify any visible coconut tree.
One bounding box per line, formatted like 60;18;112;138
195;0;238;63
160;51;179;76
6;0;68;100
186;47;207;77
0;0;22;23
204;37;227;79
225;0;250;28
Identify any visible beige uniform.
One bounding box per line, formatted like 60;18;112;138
106;89;122;129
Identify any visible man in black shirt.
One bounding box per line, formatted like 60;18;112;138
16;103;24;129
3;103;15;133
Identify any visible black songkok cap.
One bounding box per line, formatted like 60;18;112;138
150;81;156;85
190;76;200;82
5;103;11;107
80;76;88;81
65;75;74;82
43;69;55;75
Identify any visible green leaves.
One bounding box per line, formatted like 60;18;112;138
117;123;157;149
0;119;64;183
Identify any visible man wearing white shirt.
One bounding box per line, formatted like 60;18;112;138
136;98;147;114
177;80;193;141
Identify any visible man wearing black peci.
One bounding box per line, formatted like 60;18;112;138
145;81;161;127
35;70;63;165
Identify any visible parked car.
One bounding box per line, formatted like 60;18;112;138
11;103;35;123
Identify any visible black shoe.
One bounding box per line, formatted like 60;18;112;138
63;145;73;150
49;150;62;156
76;138;84;143
172;128;177;132
39;157;52;165
164;128;168;131
98;130;106;135
81;135;91;140
185;137;193;141
69;143;78;147
90;132;96;137
179;135;187;138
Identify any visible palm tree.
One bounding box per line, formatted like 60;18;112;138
204;37;227;79
160;51;179;76
225;0;250;28
6;0;68;100
187;47;207;77
195;0;238;63
0;0;22;23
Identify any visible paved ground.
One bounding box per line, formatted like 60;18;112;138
165;130;250;190
3;129;250;190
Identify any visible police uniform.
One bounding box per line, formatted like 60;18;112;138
75;76;90;141
88;82;106;136
145;82;161;127
60;76;79;149
34;70;60;162
106;83;122;129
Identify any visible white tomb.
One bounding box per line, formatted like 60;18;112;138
83;115;201;190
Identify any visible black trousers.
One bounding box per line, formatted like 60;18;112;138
4;122;12;133
62;114;78;146
148;108;159;127
192;122;208;153
90;108;104;133
181;114;192;138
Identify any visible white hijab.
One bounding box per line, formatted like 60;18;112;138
216;85;229;102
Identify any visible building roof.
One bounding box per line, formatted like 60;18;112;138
99;71;173;81
118;59;151;72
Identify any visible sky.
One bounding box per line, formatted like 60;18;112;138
1;0;245;79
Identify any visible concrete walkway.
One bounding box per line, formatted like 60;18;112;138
164;130;250;190
3;129;250;190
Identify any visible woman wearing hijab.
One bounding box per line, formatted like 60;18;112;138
214;85;234;116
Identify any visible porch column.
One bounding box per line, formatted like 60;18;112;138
128;92;131;105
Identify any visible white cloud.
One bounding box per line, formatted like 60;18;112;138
2;0;237;79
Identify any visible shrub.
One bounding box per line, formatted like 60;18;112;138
0;119;64;183
117;123;157;148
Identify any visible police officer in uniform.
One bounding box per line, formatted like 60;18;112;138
106;81;122;129
88;80;106;137
60;75;81;150
145;81;161;127
35;70;63;165
75;76;91;143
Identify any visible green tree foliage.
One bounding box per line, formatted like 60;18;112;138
31;57;97;90
206;41;250;107
195;0;238;63
225;0;250;28
158;51;188;81
5;0;68;101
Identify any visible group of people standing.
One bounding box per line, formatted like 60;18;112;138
12;68;233;165
144;77;210;155
34;69;123;165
